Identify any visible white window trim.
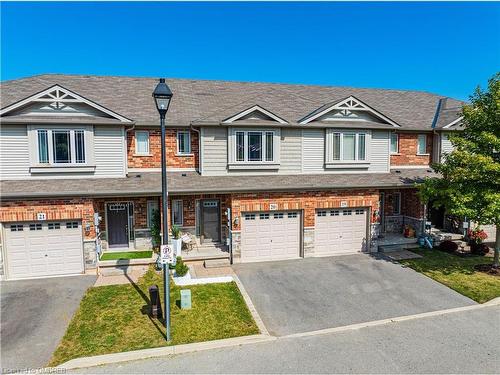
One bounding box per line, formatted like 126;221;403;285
176;130;192;156
228;128;281;169
27;125;95;172
390;133;399;154
134;130;150;156
172;199;184;226
325;129;371;168
417;134;429;155
393;192;401;215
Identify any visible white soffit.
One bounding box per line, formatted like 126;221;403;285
299;95;401;127
0;84;132;122
442;116;463;129
222;105;288;124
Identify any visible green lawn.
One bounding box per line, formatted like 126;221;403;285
400;249;500;304
100;250;153;261
49;267;258;366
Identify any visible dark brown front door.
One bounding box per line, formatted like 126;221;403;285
201;200;220;243
107;202;129;247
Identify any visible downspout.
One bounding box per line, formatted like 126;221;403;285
190;125;201;174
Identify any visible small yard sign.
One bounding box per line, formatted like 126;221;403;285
160;245;175;265
36;212;46;221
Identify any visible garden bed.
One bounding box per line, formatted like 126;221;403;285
399;249;500;303
49;267;258;366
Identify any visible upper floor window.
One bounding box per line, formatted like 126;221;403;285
37;129;86;164
390;133;399;154
417;134;427;155
235;130;275;162
331;132;366;161
135;131;150;155
177;130;191;155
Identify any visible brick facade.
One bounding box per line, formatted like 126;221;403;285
0;198;96;240
230;189;380;230
390;132;433;166
127;128;199;169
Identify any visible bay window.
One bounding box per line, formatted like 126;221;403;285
36;128;87;165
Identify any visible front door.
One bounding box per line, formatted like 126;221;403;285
201;200;220;243
107;202;130;247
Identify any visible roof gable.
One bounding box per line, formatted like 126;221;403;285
0;84;132;122
299;95;401;127
222;105;288;124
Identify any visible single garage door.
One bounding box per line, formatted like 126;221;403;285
315;208;368;255
241;211;301;263
4;220;84;279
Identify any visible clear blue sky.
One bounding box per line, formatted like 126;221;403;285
1;2;499;100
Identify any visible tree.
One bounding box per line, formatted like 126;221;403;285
419;73;500;267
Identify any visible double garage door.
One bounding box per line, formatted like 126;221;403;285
4;221;84;280
240;208;368;262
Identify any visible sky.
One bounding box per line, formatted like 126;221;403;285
1;2;499;100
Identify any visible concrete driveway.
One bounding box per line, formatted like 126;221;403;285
233;254;476;336
1;275;96;370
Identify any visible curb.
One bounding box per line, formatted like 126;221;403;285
57;334;276;370
232;274;270;336
282;299;500;339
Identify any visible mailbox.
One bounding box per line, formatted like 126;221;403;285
149;285;163;319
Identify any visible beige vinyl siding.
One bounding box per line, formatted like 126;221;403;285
440;133;454;162
302;129;325;172
0;125;30;179
279;128;302;174
201;127;228;176
94;126;126;176
370;131;390;172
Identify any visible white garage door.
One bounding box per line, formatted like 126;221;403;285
241;211;301;263
4;221;84;279
315;208;368;255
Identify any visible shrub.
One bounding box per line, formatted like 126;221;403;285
171;225;181;240
439;240;459;253
150;209;161;250
470;243;490;256
175;256;189;277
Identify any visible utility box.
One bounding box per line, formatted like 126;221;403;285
180;289;192;309
149;285;163;319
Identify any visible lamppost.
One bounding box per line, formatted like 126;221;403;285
152;78;173;341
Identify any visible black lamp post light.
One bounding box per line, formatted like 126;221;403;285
152;78;173;341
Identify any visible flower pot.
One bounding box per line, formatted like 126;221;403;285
172;238;182;257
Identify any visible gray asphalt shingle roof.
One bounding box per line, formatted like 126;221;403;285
0;169;437;199
1;74;464;130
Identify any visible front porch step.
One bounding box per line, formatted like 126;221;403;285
379;242;420;253
204;258;231;268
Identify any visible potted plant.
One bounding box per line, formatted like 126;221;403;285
171;225;182;257
467;227;489;255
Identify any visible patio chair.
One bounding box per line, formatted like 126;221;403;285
181;232;198;254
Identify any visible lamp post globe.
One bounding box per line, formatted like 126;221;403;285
152;78;173;342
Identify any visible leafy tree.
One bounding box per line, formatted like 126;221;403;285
150;208;161;250
419;73;500;267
